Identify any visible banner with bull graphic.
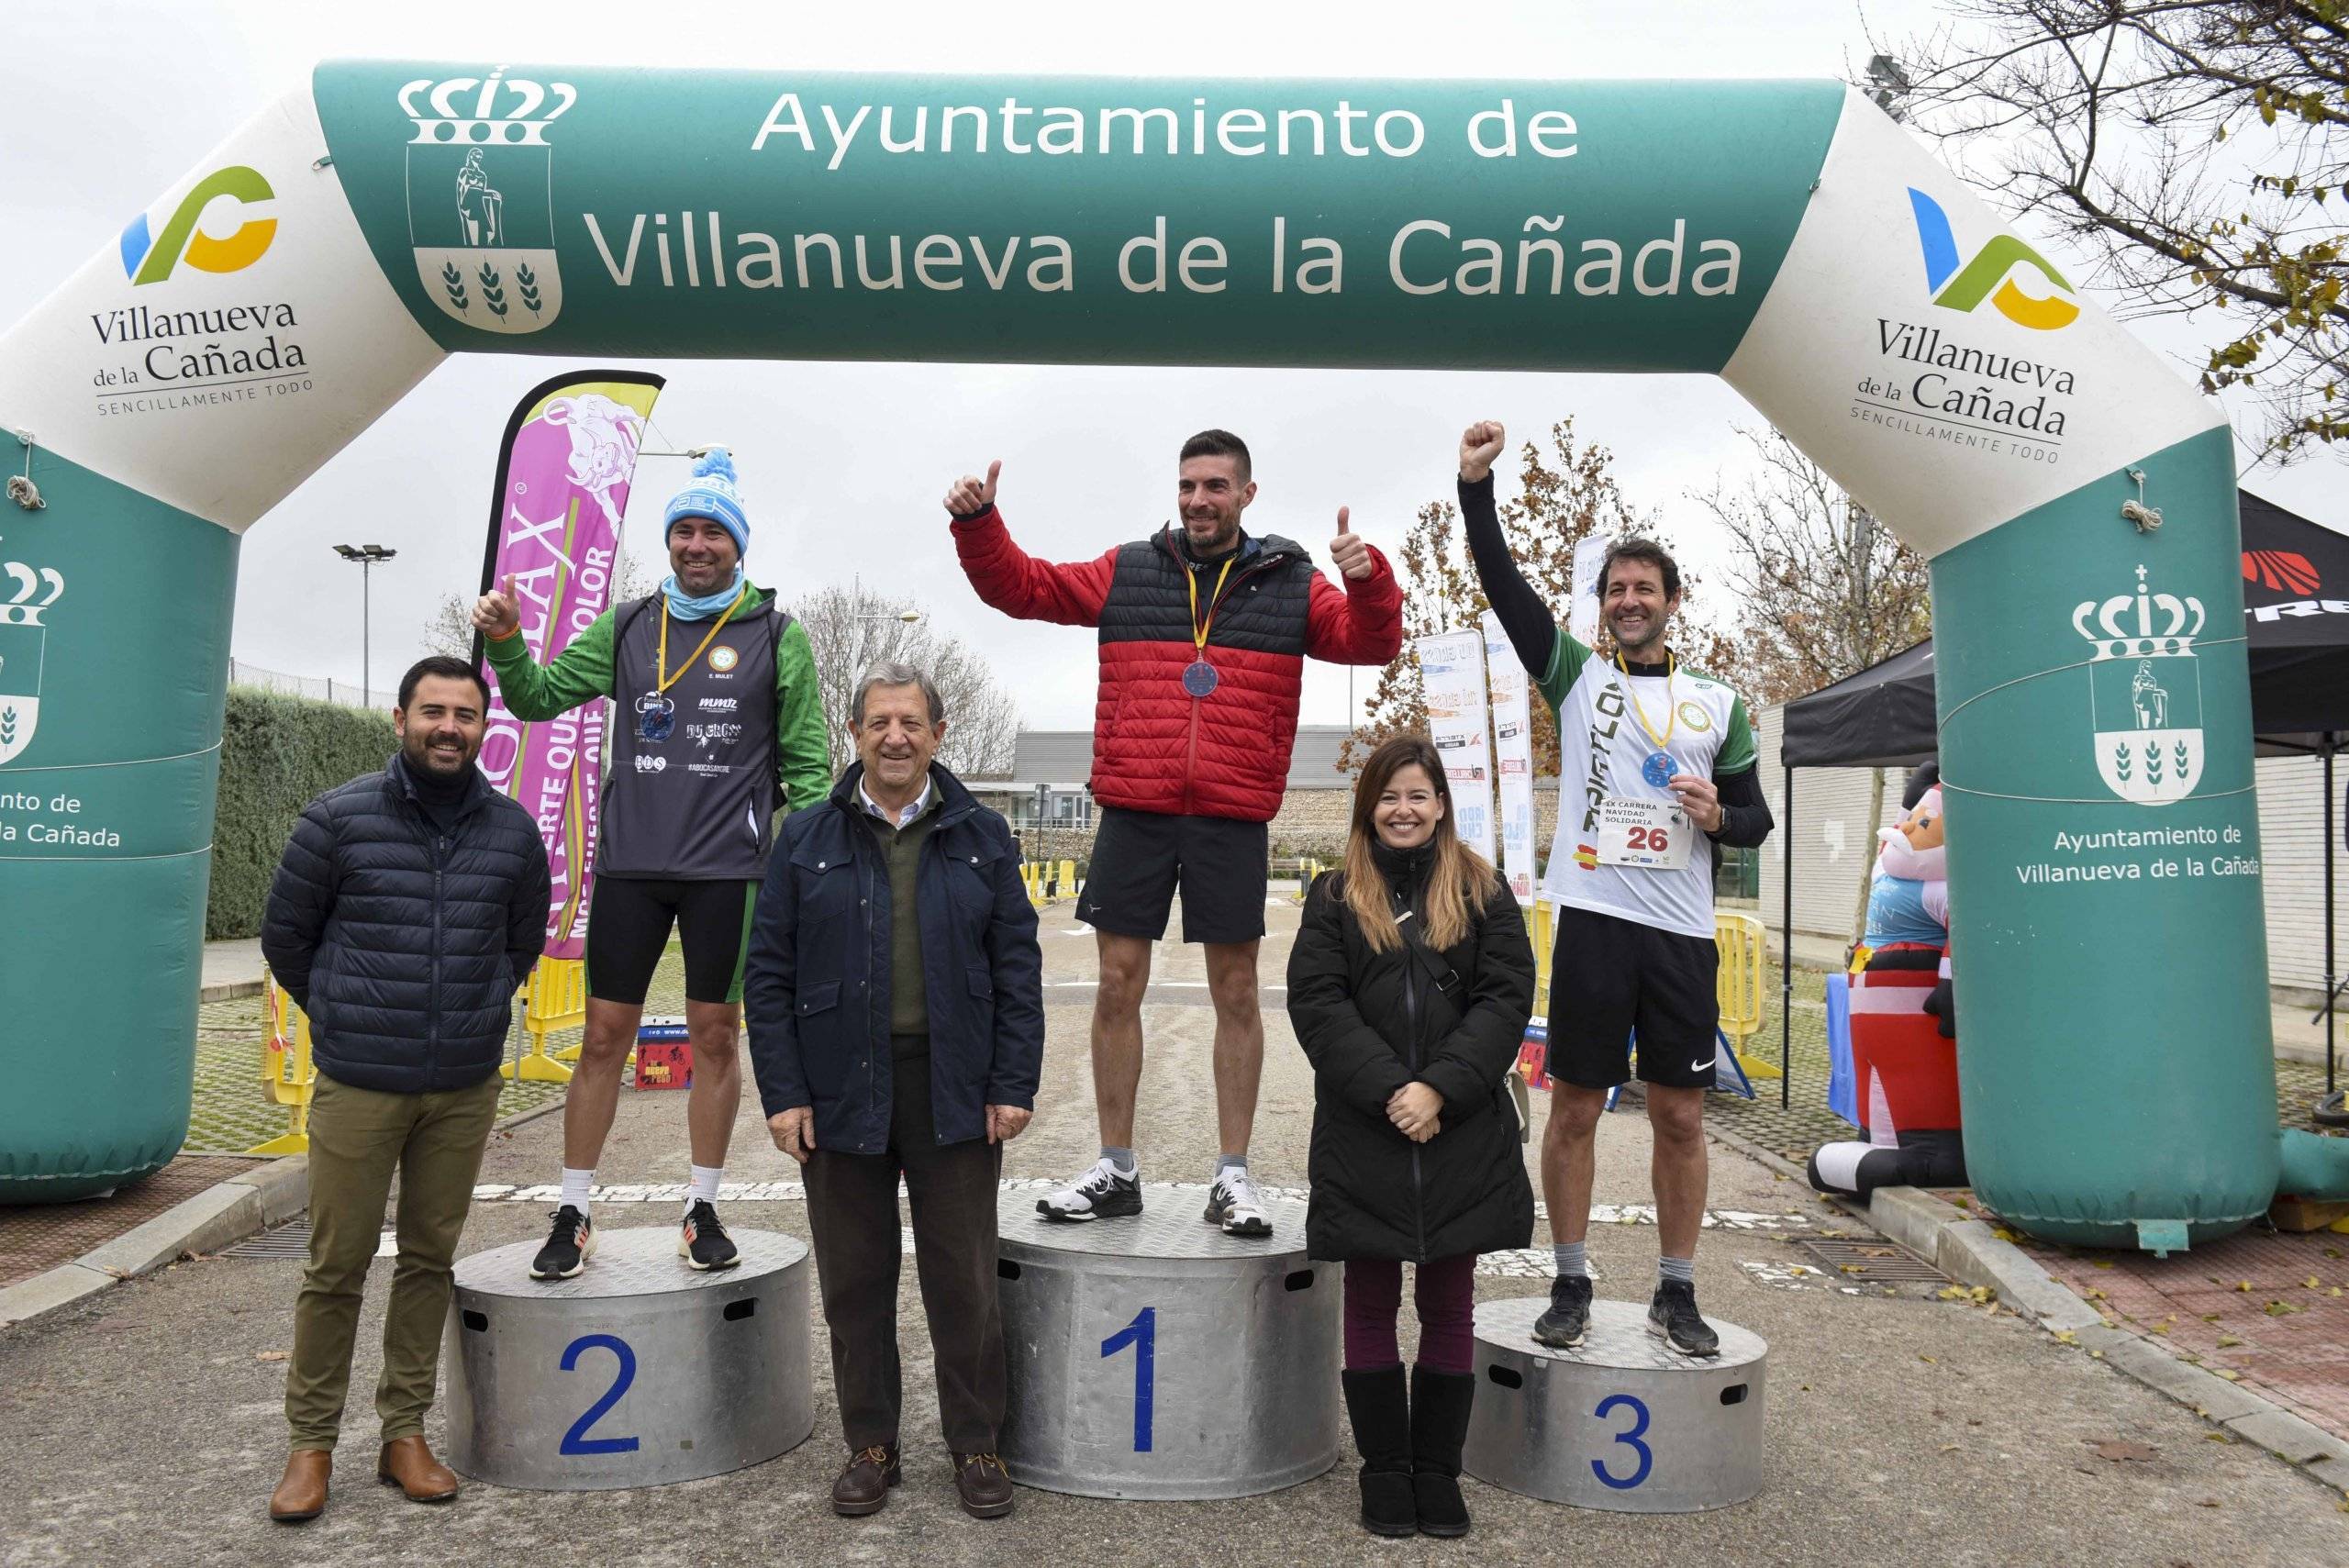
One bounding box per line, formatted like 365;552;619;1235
473;369;663;959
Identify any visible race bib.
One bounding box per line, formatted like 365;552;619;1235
1592;796;1691;870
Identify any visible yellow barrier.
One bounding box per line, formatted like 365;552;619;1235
249;973;316;1156
514;957;588;1080
1714;911;1778;1080
1058;859;1077;898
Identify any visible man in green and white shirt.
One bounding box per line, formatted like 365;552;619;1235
472;449;830;1279
1457;421;1774;1359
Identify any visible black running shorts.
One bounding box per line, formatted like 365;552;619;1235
1546;903;1720;1091
584;877;757;1006
1077;806;1269;946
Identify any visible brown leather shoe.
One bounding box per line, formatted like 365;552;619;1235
952;1451;1015;1518
832;1444;901;1516
269;1449;331;1523
375;1435;460;1503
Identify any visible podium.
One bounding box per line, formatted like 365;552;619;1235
442;1227;813;1490
1464;1296;1767;1512
995;1185;1340;1499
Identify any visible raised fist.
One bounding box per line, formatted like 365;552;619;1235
1330;506;1375;581
944;460;1002;517
471;573;521;640
1459;420;1507;484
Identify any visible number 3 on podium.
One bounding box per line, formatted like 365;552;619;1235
1590;1392;1653;1489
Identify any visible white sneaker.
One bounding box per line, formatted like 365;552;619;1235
1037;1158;1143;1222
1204;1167;1273;1238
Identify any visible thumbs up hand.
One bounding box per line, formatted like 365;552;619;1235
1330;505;1374;581
944;460;1002;518
472;573;522;640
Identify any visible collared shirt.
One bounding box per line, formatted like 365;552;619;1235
858;773;932;828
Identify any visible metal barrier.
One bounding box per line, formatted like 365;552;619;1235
508;957;587;1081
249;973;316;1156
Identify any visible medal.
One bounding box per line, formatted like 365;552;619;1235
1614;650;1681;793
634;693;675;743
1182;549;1239;701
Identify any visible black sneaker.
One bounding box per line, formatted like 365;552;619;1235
1647;1280;1720;1358
529;1205;594;1280
1532;1272;1593;1348
679;1200;740;1271
1038;1158;1143;1222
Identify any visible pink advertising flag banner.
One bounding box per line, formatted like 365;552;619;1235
473;370;664;960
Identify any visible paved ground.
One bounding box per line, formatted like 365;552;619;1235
7;899;2347;1566
2017;1218;2349;1443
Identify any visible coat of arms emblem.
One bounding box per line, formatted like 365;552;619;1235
0;554;63;767
2076;563;2205;806
399;68;573;334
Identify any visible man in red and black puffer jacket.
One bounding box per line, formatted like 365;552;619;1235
946;428;1401;1240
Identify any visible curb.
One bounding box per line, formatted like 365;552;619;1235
199;980;264;1004
0;1157;308;1334
1865;1184;2349;1496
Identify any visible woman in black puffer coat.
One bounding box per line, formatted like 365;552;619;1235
1287;735;1535;1541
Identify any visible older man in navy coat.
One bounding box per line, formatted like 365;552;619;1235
746;661;1043;1522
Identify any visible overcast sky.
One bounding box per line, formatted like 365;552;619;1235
5;0;2341;727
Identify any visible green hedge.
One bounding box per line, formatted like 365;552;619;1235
207;686;398;940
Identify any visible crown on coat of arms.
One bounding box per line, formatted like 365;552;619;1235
2071;562;2204;662
398;68;576;146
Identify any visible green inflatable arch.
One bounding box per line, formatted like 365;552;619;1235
3;63;2341;1246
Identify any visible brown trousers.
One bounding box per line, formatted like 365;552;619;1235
803;1048;1006;1453
284;1070;502;1450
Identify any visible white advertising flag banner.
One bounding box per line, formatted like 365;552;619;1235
1482;611;1537;902
1569;534;1608;647
1418;628;1496;863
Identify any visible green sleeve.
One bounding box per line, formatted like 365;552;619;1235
1532;625;1592;719
772;618;833;814
1718;694;1759;775
483;608;618;720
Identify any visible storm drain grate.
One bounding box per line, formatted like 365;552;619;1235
1795;1237;1949;1284
218;1222;313;1259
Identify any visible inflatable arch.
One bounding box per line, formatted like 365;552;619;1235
3;64;2343;1245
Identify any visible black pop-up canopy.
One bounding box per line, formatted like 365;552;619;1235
1771;490;2349;1100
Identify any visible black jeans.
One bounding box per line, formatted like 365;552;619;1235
804;1048;1006;1453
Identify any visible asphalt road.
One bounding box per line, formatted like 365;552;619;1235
3;897;2344;1566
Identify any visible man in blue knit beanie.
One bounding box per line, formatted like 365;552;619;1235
474;447;831;1279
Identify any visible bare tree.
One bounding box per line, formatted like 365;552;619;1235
789;583;1021;780
1879;1;2349;461
1698;426;1934;936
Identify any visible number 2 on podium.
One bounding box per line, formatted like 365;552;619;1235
558;1333;641;1455
1100;1307;1156;1452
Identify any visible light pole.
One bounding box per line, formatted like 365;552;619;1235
332;543;397;706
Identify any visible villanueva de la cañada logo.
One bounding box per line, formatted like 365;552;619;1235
0;544;64;767
402;67;573;333
119;166;277;284
2076;562;2206;806
1905;187;2079;331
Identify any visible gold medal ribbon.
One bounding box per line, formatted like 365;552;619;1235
656;583;751;694
1614;649;1679;751
1186;556;1238;658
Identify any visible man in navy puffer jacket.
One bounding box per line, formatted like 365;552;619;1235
258;655;549;1524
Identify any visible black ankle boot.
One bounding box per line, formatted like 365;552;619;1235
1408;1364;1477;1538
1341;1366;1416;1537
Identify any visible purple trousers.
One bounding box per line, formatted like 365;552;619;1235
1342;1253;1477;1374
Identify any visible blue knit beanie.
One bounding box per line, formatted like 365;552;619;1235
663;447;751;558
